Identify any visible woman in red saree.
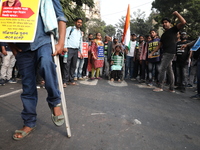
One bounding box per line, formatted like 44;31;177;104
90;33;104;79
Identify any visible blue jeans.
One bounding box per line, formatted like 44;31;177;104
16;44;61;128
125;56;134;78
74;58;84;78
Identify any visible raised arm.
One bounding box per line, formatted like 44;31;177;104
172;11;186;30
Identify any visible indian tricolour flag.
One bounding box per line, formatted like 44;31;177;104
122;4;130;46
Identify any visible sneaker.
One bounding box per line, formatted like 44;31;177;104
147;83;153;86
0;79;5;86
187;84;193;88
8;79;17;83
96;77;102;80
90;77;95;80
110;78;114;82
190;94;200;100
74;77;78;81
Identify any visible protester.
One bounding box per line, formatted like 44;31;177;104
175;32;190;93
110;45;124;82
63;18;83;87
125;33;137;79
90;33;104;80
10;0;67;140
138;35;149;83
133;35;144;81
82;33;93;79
149;11;186;92
0;42;16;85
147;29;161;86
103;35;113;79
74;31;85;81
181;37;200;99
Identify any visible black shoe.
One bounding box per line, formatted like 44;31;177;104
0;79;5;86
190;94;200;100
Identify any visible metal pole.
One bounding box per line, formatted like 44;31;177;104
51;34;71;137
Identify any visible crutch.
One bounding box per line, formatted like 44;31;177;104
51;34;71;137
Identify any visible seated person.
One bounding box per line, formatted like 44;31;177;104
110;45;124;82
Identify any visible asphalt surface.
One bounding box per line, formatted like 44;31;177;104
0;78;200;150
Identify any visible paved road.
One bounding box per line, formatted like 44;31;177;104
0;79;200;150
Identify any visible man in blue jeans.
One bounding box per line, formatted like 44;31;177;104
149;11;186;92
10;0;67;140
125;33;137;79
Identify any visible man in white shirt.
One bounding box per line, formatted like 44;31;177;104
125;33;137;79
63;18;83;86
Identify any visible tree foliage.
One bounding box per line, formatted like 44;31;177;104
87;18;106;38
115;9;154;41
104;25;116;37
60;0;94;32
152;0;200;39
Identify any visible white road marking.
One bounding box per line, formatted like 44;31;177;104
79;79;98;85
108;80;128;87
91;112;106;115
0;89;22;98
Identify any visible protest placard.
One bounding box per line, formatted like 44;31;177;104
0;0;40;42
78;42;89;58
97;46;104;58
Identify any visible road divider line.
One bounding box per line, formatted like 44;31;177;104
0;89;22;98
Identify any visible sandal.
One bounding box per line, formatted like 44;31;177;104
50;103;65;127
13;126;36;141
153;88;163;92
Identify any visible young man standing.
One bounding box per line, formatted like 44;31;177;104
125;33;137;79
63;18;83;86
175;32;190;93
149;11;186;92
147;29;161;86
103;35;113;79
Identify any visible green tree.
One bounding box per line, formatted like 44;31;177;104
104;24;116;37
152;0;200;39
60;0;94;32
115;9;153;39
87;18;106;38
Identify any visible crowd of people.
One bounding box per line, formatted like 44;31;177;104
0;2;200;140
0;11;199;95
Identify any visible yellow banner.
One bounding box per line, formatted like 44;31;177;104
0;0;40;42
